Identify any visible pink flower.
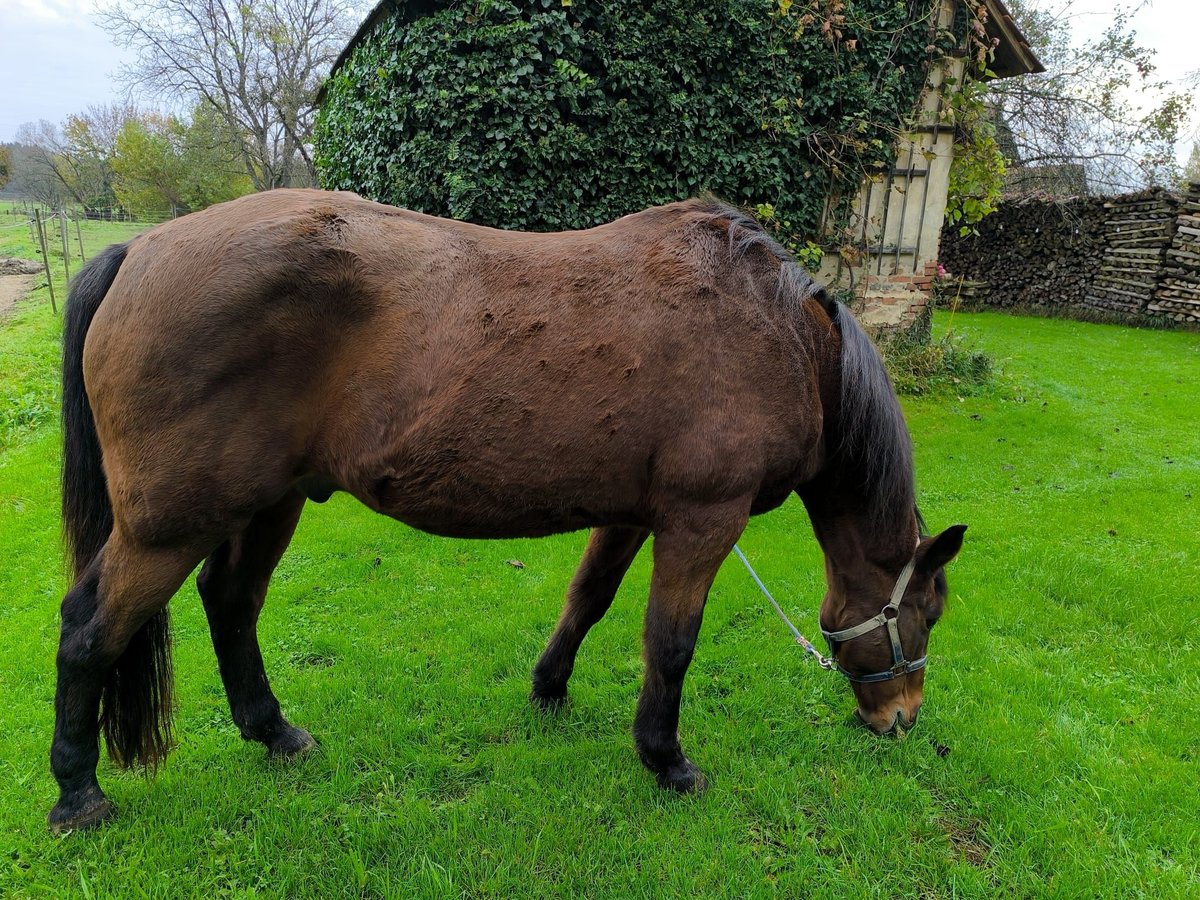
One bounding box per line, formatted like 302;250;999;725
936;263;947;278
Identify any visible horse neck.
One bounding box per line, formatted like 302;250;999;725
799;484;918;588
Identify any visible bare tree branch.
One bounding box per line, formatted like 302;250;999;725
987;0;1193;195
97;0;362;189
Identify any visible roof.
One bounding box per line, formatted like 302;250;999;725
982;0;1044;78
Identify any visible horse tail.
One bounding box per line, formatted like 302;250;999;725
62;241;126;578
62;241;174;770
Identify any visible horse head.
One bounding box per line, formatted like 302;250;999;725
819;525;966;734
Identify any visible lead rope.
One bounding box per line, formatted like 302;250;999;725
731;544;836;671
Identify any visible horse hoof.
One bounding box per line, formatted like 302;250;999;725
48;794;114;834
530;688;569;713
655;759;708;794
267;726;316;760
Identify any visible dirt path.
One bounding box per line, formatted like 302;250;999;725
0;274;37;318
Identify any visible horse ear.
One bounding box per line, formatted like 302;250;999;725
919;525;967;573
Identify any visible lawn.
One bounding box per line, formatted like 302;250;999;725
1;213;1197;897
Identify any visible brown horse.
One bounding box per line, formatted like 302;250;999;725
51;190;964;832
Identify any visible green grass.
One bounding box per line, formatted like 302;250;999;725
1;217;1198;896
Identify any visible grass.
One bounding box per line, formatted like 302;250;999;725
1;214;1198;897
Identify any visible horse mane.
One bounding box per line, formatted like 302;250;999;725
694;198;914;522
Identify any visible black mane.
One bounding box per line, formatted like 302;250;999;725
832;299;915;520
697;199;915;522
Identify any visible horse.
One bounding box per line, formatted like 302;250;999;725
51;190;965;832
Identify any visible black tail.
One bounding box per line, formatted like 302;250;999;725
62;241;175;769
62;241;126;579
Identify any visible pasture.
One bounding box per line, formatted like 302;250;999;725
1;214;1197;897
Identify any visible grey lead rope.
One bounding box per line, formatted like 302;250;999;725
731;544;835;670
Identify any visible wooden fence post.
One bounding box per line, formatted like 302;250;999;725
59;211;71;282
33;210;57;314
75;217;86;263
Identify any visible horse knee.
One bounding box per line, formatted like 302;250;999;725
56;579;112;675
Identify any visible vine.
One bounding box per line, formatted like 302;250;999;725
944;1;1007;236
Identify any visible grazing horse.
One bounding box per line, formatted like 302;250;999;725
51;191;964;832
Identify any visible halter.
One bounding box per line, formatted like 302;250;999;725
732;545;924;684
819;557;926;683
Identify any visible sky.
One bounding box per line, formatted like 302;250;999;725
0;0;1198;159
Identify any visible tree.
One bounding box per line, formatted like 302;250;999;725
12;121;75;207
1183;143;1200;187
98;0;361;191
0;145;11;191
986;0;1192;195
109;105;254;215
111;115;188;217
12;106;139;210
179;104;254;208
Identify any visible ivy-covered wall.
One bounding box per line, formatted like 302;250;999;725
315;0;940;244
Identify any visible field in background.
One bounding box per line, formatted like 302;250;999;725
0;217;1197;897
0;204;147;451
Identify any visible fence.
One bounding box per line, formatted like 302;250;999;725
2;203;165;313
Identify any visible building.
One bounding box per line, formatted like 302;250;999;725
832;0;1042;333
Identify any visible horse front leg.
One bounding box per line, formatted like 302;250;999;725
532;525;648;709
634;501;749;793
196;492;313;759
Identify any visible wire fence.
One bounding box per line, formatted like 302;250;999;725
1;202;163;314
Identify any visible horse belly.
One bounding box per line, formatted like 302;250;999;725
358;422;652;538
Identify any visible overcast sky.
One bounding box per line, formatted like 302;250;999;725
1;0;1197;159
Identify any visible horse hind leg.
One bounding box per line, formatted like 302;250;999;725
196;491;313;759
531;526;648;709
50;535;209;833
634;499;750;793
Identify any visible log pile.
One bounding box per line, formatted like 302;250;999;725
937;195;1107;311
934;278;987;308
1082;190;1178;318
1149;182;1200;324
940;188;1200;327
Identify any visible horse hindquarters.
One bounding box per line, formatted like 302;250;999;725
50;535;209;832
53;241;211;832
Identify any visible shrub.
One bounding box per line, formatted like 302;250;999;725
882;327;994;395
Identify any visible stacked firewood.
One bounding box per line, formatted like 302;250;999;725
1149;182;1200;324
937;195;1107;310
935;278;988;309
1083;190;1178;318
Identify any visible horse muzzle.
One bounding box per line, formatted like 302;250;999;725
855;704;920;736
